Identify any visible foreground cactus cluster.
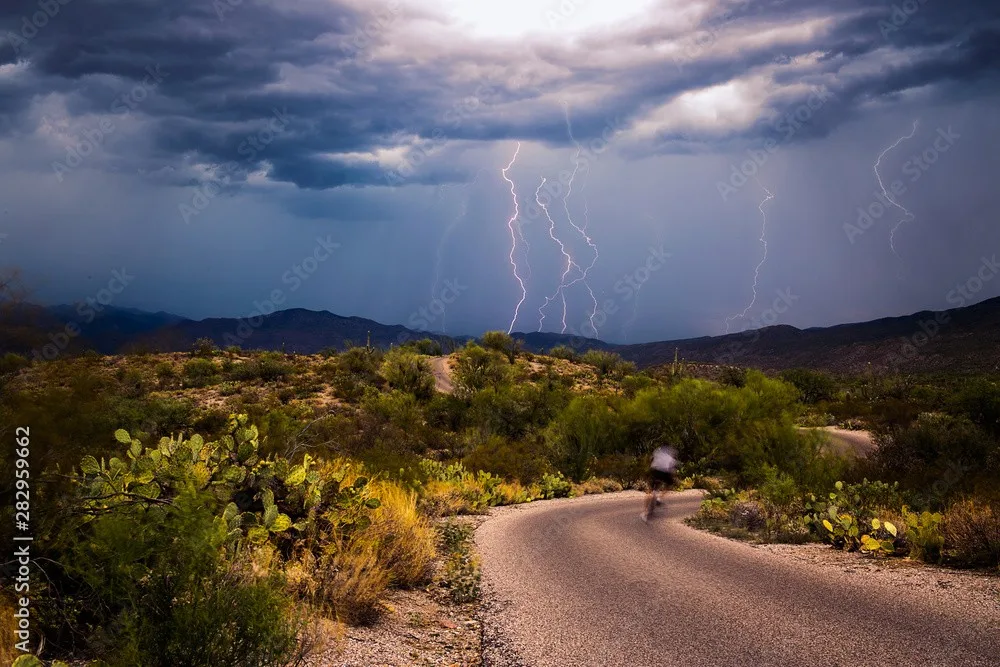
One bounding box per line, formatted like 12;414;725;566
806;481;900;555
76;413;380;550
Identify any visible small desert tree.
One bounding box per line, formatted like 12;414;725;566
580;350;636;386
380;348;435;400
452;343;511;399
480;330;520;364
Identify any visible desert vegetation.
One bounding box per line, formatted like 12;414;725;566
1;332;998;665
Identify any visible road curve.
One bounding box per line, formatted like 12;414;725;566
476;491;1000;667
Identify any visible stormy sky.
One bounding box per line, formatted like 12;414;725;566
1;0;999;343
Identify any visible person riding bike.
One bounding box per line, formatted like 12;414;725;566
641;445;678;522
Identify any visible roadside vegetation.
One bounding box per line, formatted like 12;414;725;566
690;367;1000;569
0;334;998;665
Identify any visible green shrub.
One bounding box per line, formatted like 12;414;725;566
780;368;836;404
326;347;383;401
871;413;994;505
463;436;552;483
548;345;577;361
580;350;635;385
403;338;443;356
48;488;298;666
154;361;176;385
228;354;293;383
805;481;902;553
902;508;944;563
191;337;218;358
545;395;624;481
0;352;29;378
380;348;434;400
480;330;519;364
183;358;220;387
536;471;572;499
452;344;511;398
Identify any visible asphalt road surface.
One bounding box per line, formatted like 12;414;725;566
476;490;1000;667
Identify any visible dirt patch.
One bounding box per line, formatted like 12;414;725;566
305;581;481;666
429;356;456;394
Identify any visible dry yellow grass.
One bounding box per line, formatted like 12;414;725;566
368;481;437;587
0;598;17;665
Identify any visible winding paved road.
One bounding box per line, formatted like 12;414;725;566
476;491;1000;667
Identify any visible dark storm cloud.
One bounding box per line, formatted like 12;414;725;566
1;0;998;191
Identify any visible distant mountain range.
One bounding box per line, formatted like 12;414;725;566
3;296;999;374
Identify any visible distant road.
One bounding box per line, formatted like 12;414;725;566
476;491;1000;667
801;426;876;457
429;356;454;394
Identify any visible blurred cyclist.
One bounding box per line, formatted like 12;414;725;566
641;445;678;522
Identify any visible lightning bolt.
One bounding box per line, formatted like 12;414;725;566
725;178;774;334
561;102;601;338
537;177;580;332
874;119;920;259
502;142;528;335
431;168;488;333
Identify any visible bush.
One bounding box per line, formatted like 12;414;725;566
943;499;1000;568
902;508;944;563
437;521;480;603
0;352;29;379
380;348;435;400
327;347;383;401
545;395;624;481
480;330;519;364
580;350;635;385
49;489;298;666
571;477;623;496
536;471;572;499
548;345;578;361
729;499;766;531
780;368;836;404
154;361;177;386
463;435;552;483
404;338;443;356
228;354;293;383
191;337;218;358
183;358;220;387
452;344;511;398
804;481;902;553
871;413;995;505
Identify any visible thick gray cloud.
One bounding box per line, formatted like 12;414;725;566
1;0;998;343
